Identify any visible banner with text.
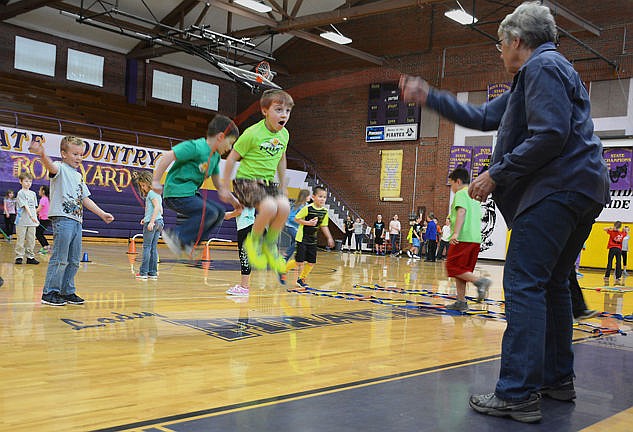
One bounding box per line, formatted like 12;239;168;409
471;146;491;180
447;146;472;183
379;149;403;200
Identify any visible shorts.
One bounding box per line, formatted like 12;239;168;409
233;179;280;208
412;238;421;248
445;242;480;278
295;241;317;264
375;237;384;245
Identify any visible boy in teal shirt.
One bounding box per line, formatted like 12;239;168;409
221;89;294;274
445;167;492;311
152;115;239;255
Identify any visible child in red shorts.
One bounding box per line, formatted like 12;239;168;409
445;167;492;311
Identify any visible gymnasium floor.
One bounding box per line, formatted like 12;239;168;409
0;241;631;431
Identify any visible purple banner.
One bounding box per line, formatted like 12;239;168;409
487;82;511;102
447;146;472;184
604;148;632;191
472;146;492;180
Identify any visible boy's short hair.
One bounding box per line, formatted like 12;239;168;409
449;167;470;184
18;172;33;181
313;185;327;195
60;136;84;152
207;115;239;140
260;89;294;109
615;221;622;229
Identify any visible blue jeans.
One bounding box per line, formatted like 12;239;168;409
43;217;82;295
164;193;224;247
139;220;164;276
283;225;298;259
495;191;603;401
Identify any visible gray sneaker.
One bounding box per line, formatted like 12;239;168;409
475;277;492;302
540;379;576;401
446;300;468;312
469;392;542;423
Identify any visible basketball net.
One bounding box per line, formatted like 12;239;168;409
255;60;272;83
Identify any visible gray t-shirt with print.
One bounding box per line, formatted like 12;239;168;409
48;161;90;223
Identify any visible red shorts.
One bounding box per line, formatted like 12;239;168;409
445;242;480;277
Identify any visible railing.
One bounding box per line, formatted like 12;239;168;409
0;108;181;148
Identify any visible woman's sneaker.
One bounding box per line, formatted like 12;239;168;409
41;292;67;306
226;285;249;296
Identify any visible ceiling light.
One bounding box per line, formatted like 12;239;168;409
444;1;477;25
234;0;272;13
320;24;352;45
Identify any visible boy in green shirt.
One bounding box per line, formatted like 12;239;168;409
221;90;294;274
445;167;492;311
152;115;240;256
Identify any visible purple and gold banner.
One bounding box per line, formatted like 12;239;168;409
487;82;511;102
604;148;632;191
472;146;491;180
447;146;472;183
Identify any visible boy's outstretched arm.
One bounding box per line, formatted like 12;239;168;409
321;226;335;248
152;150;175;194
82;197;114;223
220;150;241;204
277;152;287;196
28;139;58;176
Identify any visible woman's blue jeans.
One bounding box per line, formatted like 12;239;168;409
140;221;164;276
495;191;603;401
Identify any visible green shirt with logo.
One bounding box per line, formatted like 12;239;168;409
450;187;482;243
234;119;289;181
164;137;220;198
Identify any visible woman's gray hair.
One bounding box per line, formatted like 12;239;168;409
498;1;558;49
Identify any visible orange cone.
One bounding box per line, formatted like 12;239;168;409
201;243;211;261
127;238;137;254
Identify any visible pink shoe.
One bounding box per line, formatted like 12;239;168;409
226;285;249;296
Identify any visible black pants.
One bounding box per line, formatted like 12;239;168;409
237;226;252;275
425;240;437;261
604;247;622;279
4;213;15;237
36;219;51;247
344;231;353;248
436;240;449;259
568;268;587;317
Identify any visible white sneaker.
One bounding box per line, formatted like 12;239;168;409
226;285;249;296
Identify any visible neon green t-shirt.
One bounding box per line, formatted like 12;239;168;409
295;203;329;245
450;187;482;243
163;137;220;198
234;119;289;181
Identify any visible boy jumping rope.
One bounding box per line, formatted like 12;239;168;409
152;115;240;256
221;89;294;275
445;167;491;311
286;186;334;287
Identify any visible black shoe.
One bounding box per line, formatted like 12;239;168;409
574;309;599;320
61;293;85;305
469;393;542;423
41;292;67;306
0;276;3;287
26;258;40;265
15;258;23;264
540;379;576;401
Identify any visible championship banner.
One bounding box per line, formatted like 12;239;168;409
472;146;491;180
603;148;632;191
379;149;403;200
447;146;472;183
487;82;511;101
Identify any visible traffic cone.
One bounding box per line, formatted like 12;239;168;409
81;252;90;262
127;237;137;254
201;243;211;261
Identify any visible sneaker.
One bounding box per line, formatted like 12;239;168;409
226;285;249;296
615;278;624;285
135;273;148;280
575;309;599;320
469;393;542;423
39;247;48;254
406;250;412;258
148;275;158;280
603;277;610;285
540;379;576;402
15;258;23;264
26;258;40;265
243;233;267;270
162;229;184;257
41;292;67;306
262;241;287;273
0;276;3;287
412;255;421;260
61;293;85;305
296;278;309;288
446;300;468;312
474;277;492;302
278;272;287;286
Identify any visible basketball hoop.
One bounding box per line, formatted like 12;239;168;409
255;61;273;81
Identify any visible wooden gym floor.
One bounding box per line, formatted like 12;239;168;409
0;241;631;431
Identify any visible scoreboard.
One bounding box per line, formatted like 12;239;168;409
366;82;420;142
